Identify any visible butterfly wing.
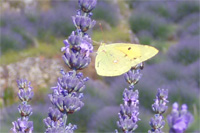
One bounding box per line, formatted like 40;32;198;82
95;45;132;76
112;43;159;66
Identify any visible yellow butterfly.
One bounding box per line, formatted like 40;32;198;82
95;43;159;76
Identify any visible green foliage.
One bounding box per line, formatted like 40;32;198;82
169;84;199;110
149;4;171;19
1;34;18;53
129;12;175;40
175;48;199;65
0;98;3;108
12;26;33;45
92;27;130;43
30;113;46;132
139;88;155;110
176;1;200;21
136;111;153;132
0;39;63;65
188;105;200;132
1;27;35;54
3;87;15;106
129;13;152;33
0;109;18;132
96;114;118;132
169;44;199;66
138;35;152;45
26;14;38;23
93;1;119;26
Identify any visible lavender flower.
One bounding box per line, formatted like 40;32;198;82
44;0;97;132
18;104;33;118
72;15;96;32
12;119;33;133
11;79;34;133
43;107;77;132
124;65;143;87
17;79;34;102
46;70;86;131
117;64;143;132
117;90;140;132
148;88;168;133
79;0;97;13
167;102;194;133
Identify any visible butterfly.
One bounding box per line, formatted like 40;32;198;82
95;43;159;76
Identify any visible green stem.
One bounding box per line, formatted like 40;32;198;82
63;113;68;127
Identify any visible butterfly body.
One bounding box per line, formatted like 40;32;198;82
95;43;158;77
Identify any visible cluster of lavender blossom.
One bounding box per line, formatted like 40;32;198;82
117;64;143;132
116;63;194;132
149;88;168;133
11;79;34;132
42;0;97;132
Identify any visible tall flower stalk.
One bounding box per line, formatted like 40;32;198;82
117;64;143;132
148;88;168;133
43;0;97;132
167;102;194;133
11;79;34;133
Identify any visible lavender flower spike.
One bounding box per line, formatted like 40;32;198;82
148;88;168;133
117;65;143;132
117;90;140;132
44;0;97;132
167;102;194;133
11;79;34;133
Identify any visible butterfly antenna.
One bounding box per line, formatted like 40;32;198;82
91;23;106;47
99;23;106;42
92;40;101;46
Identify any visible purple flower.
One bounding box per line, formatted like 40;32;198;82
117;114;138;132
62;32;92;51
62;52;91;70
124;67;142;86
11;79;34;132
45;126;65;133
149;88;168;132
79;0;97;13
44;0;96;131
11;118;33;133
17;79;34;102
117;89;140;132
68;31;82;46
62;34;93;70
65;123;78;133
18;104;33;118
17;79;32;90
117;64;142;132
167;102;194;133
44;107;64;130
123;89;139;106
156;88;168;102
18;88;34;102
152;99;168;115
72;15;96;32
148;114;165;133
51;71;88;96
62;33;93;56
44;107;78;132
50;95;84;114
45;123;77;133
152;88;168;114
